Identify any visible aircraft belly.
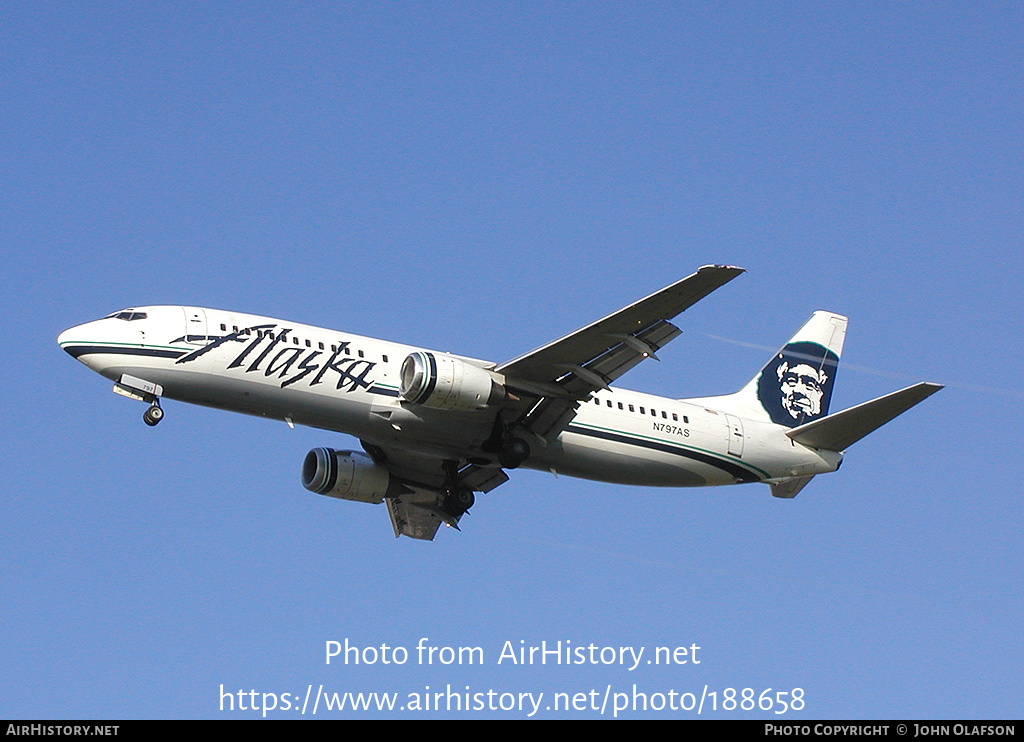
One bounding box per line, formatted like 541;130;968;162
360;402;495;460
536;416;769;487
532;430;713;487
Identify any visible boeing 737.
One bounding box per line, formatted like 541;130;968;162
57;265;942;540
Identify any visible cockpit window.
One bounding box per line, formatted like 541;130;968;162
106;310;148;321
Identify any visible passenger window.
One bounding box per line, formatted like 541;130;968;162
639;407;645;414
607;400;612;408
672;413;678;421
617;402;623;410
661;411;667;418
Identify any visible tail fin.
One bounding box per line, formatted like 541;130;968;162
696;312;848;427
745;311;847;427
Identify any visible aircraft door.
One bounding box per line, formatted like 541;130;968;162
182;307;208;346
725;414;744;457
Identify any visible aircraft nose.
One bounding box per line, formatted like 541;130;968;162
58;327;77;354
57;325;83;356
57;320;101;363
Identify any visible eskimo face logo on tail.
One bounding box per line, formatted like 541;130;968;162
757;341;839;427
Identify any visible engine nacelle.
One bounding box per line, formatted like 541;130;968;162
301;448;394;504
399;351;505;411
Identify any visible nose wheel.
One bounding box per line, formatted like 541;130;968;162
143;403;164;427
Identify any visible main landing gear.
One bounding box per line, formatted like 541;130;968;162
443;485;475;516
498;436;530;469
482;417;532;469
142;401;163;427
440;460;475;519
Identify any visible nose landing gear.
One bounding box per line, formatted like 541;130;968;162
112;375;166;428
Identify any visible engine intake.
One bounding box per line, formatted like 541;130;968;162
399;351;505;411
301;448;394;504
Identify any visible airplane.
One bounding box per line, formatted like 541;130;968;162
57;265;942;540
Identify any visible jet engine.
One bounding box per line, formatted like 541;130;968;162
399;351;506;411
301;448;397;504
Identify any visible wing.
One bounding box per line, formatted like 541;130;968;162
362;265;743;539
361;442;509;540
496;265;745;441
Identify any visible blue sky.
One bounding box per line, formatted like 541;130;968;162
3;2;1022;718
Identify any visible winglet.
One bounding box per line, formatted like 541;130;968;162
786;382;943;452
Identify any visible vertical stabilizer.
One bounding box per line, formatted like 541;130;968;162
694;312;847;427
745;311;846;427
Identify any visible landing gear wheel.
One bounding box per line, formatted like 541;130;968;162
143;404;163;427
456;488;475;509
498;437;531;469
443;487;475;516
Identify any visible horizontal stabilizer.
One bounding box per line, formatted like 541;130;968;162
786;382;943;452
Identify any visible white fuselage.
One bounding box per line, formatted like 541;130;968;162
58;306;842;489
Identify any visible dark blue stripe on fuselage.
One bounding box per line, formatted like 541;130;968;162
64;343;405;399
565;423;761;483
62;344;187;360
